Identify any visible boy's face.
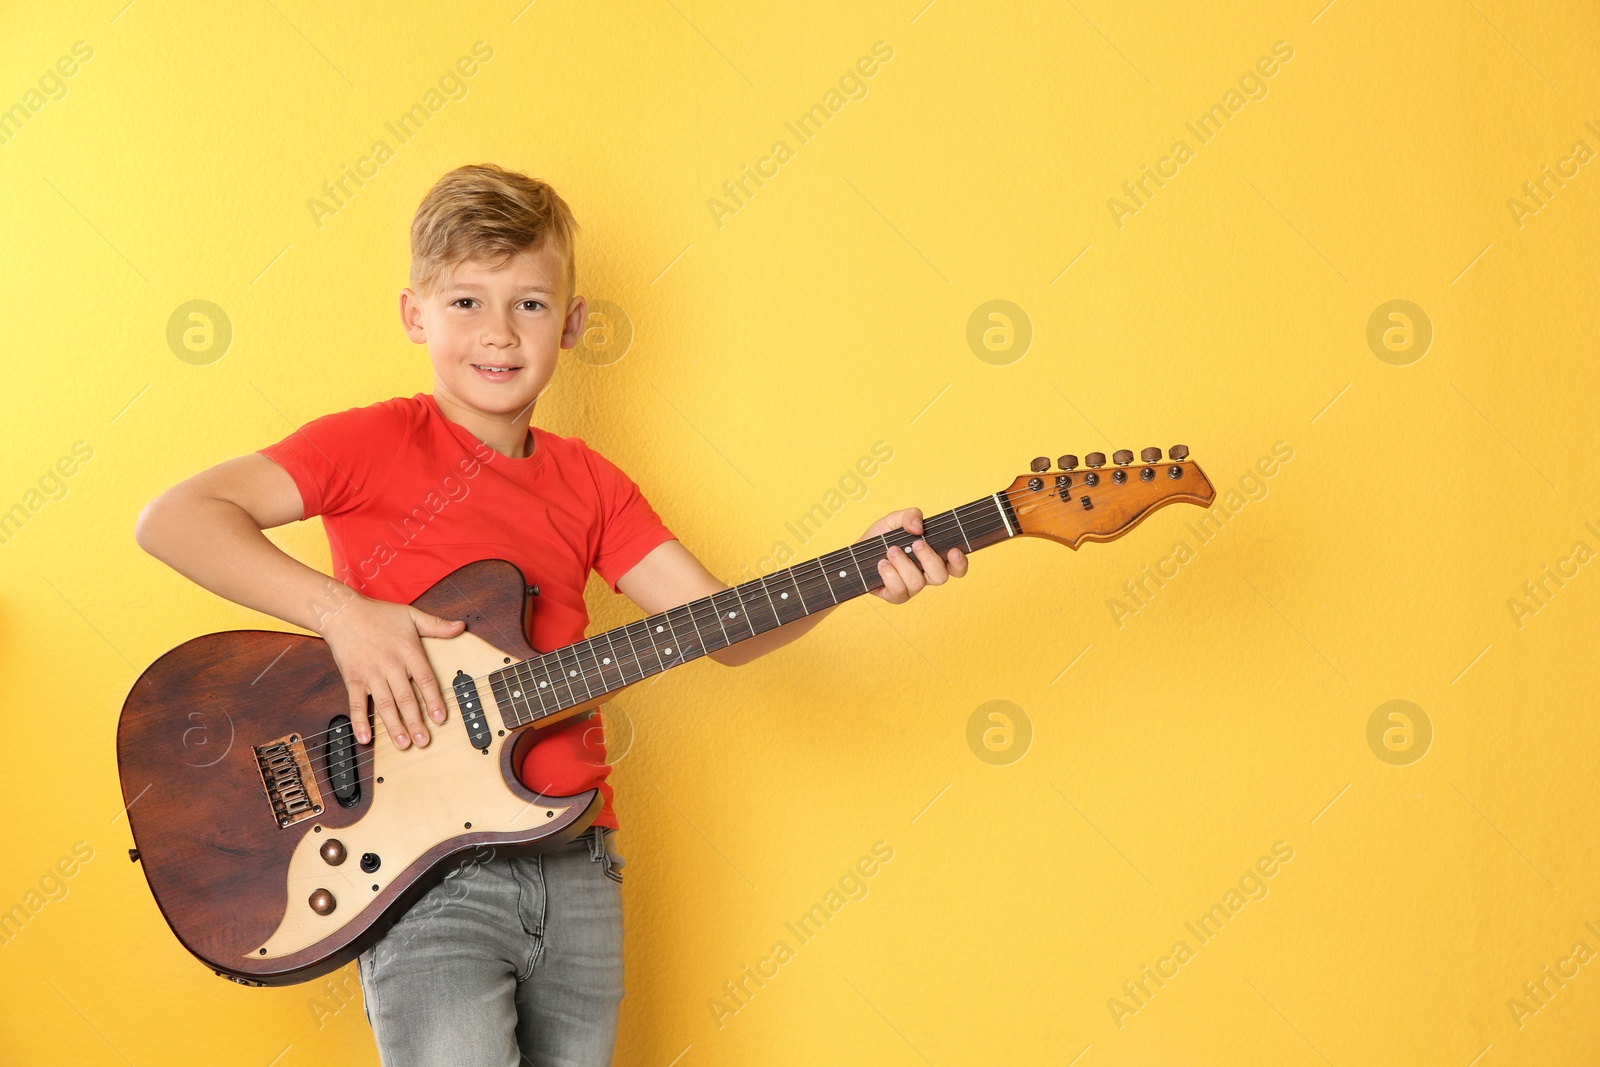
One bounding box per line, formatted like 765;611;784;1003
399;244;584;420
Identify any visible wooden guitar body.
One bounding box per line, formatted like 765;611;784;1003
116;559;601;987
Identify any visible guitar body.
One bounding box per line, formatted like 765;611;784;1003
116;559;603;987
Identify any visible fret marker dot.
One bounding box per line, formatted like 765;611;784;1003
569;670;577;677
511;691;519;698
727;611;736;618
781;592;789;599
664;648;673;655
838;570;847;577
656;626;664;633
602;657;611;664
539;681;548;688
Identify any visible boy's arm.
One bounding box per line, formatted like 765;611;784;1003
135;454;464;750
615;507;966;668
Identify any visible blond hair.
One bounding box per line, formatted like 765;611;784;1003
409;163;578;299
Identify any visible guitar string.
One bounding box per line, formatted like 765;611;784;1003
277;470;1197;763
299;504;993;768
276;468;1203;769
280;492;1008;755
270;470;1198;761
292;479;1049;764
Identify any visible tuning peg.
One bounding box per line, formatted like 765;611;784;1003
1113;449;1133;465
1085;452;1106;468
1058;455;1078;471
1141;447;1162;463
1030;456;1049;472
1169;444;1189;461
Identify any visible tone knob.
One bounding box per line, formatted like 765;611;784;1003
320;839;347;866
1058;455;1078;471
1085;452;1106;468
1030;456;1050;472
1141;447;1162;463
309;889;336;916
1169;444;1190;461
1113;449;1133;465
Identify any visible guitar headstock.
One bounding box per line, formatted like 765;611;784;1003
1004;446;1215;549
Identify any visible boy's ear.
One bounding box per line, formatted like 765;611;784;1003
559;295;588;350
398;287;428;344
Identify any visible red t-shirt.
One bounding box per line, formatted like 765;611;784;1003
257;392;677;829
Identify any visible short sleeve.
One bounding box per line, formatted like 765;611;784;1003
585;446;677;593
256;400;412;520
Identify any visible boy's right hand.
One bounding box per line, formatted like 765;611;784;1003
317;595;466;749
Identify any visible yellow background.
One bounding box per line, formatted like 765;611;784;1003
2;1;1597;1063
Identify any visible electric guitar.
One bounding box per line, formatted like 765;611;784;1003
117;447;1214;985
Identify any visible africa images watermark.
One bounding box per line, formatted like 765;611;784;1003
1367;700;1432;766
303;440;498;623
1106;441;1294;628
1107;40;1295;229
1506;921;1600;1032
733;440;895;583
0;40;94;148
706;41;896;229
1505;118;1600;231
707;840;895;1028
0;841;96;947
1505;518;1600;631
0;441;95;548
307;967;364;1031
1106;839;1295;1029
307;40;495;230
967;699;1032;766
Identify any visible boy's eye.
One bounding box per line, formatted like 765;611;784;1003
449;298;543;310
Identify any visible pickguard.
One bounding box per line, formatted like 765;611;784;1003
252;632;575;959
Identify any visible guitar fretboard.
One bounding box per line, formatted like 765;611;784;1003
486;491;1020;728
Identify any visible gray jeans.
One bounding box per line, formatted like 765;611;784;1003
355;826;626;1066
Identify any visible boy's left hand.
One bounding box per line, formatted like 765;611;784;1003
860;507;969;604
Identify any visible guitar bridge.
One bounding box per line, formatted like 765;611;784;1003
254;733;325;828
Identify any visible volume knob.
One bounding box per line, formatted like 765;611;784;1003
308;889;336;916
320;839;347;866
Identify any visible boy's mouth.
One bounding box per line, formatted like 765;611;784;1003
471;363;521;382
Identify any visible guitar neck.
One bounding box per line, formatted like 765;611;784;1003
488;490;1021;728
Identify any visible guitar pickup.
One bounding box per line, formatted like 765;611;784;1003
324;715;360;807
453;671;492;751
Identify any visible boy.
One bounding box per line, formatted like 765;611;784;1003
134;162;967;1066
